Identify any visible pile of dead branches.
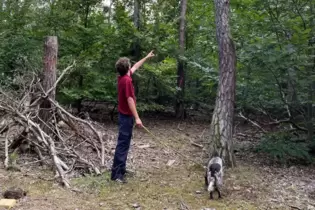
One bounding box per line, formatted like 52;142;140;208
0;63;115;188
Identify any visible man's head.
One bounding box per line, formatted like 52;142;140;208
115;57;131;76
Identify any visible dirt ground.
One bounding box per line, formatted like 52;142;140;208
0;119;315;210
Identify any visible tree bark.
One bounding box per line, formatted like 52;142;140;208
39;36;57;134
76;2;91;114
175;0;187;119
208;0;236;167
132;0;141;96
307;1;315;142
108;0;114;24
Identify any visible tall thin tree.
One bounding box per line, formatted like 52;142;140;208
208;0;236;167
175;0;187;119
132;0;141;96
307;1;315;142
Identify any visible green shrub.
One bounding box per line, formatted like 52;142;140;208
255;132;313;165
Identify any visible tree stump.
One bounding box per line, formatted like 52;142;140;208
39;36;58;134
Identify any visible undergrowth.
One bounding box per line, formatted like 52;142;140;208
255;132;314;165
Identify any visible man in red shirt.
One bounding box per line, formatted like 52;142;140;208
111;51;155;183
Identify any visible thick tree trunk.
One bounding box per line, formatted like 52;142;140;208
208;0;236;167
39;36;57;134
175;0;187;119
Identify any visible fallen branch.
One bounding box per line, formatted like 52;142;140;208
21;157;50;166
49;98;105;166
29;61;75;108
45;61;76;98
288;205;302;210
264;119;290;125
19;113;70;187
239;112;267;133
4;126;10;169
198;128;206;139
190;141;203;148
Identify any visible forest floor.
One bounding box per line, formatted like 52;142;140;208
0;118;315;210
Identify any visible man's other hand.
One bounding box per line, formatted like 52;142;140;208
135;118;143;128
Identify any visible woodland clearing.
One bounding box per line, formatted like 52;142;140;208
1;119;314;210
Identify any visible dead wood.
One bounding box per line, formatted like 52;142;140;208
4;126;10;169
0;61;113;188
190;141;203;148
239;112;267;133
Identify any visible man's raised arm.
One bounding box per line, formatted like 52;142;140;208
129;50;155;74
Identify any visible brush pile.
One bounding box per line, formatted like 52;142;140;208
0;63;115;188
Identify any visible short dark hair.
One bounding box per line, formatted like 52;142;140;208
115;57;130;76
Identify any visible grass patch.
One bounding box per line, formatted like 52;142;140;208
72;166;259;209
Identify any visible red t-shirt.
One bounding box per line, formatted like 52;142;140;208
117;73;136;116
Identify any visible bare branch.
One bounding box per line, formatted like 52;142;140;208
239;112;267;133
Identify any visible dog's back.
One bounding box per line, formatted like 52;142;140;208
205;155;223;199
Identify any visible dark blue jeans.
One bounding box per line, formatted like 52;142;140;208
111;113;134;180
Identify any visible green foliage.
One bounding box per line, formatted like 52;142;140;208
0;0;219;112
0;0;314;138
234;0;314;107
255;132;313;165
136;102;165;112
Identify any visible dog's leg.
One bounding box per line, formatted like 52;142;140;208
217;189;222;199
210;192;213;199
204;172;208;190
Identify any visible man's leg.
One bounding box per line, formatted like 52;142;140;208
111;114;133;181
121;117;133;176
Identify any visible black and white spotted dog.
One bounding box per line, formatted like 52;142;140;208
204;154;223;199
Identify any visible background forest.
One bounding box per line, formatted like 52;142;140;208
1;0;314;163
0;0;315;209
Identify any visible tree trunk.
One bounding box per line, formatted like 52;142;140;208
75;2;91;114
175;0;187;119
39;36;57;134
108;0;114;24
132;0;141;96
307;2;315;142
208;0;236;167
